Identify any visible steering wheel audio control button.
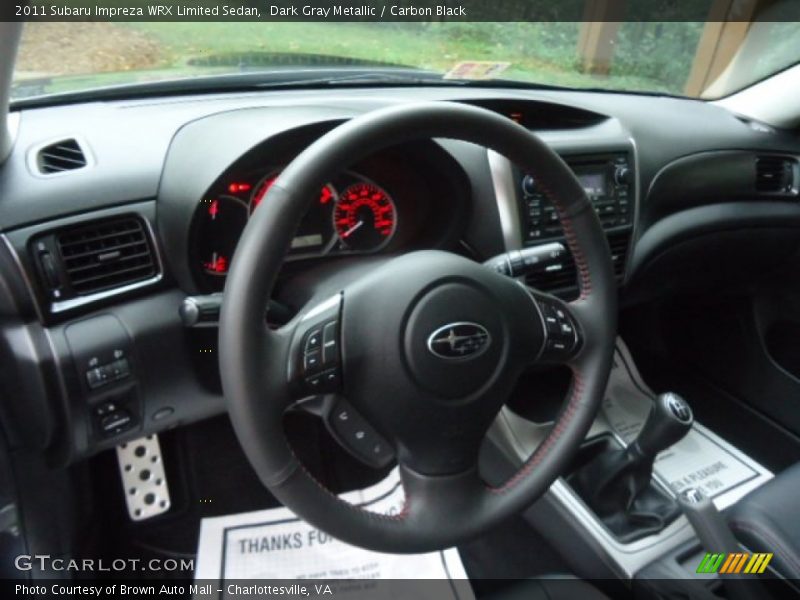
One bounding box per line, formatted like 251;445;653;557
322;321;339;366
305;328;322;353
305;368;341;392
294;296;343;395
304;350;322;374
326;399;394;468
306;373;324;390
535;296;580;361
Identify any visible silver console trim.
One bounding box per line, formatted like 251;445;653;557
621;135;641;283
50;272;164;314
487;149;523;252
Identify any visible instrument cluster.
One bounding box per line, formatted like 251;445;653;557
190;168;408;289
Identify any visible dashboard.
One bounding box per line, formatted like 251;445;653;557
1;86;800;466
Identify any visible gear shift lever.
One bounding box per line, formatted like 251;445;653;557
633;392;693;458
570;392;694;542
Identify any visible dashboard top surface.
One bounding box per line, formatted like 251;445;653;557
1;85;797;233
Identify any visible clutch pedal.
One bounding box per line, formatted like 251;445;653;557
116;435;171;521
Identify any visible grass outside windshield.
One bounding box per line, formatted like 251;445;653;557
12;19;800;101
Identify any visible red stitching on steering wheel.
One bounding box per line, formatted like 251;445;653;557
289;446;411;522
535;179;592;301
489;367;585;493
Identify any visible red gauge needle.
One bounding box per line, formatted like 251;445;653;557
341;220;364;239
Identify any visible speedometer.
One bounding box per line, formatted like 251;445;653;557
333;182;396;252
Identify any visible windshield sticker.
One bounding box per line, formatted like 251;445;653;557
443;61;510;80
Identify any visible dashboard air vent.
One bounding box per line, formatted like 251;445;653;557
607;231;631;279
55;217;157;295
36;139;88;174
526;258;578;297
525;231;630;300
755;155;797;194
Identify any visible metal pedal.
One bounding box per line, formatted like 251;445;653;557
116;435;171;521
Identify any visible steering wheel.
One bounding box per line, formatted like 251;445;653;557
219;102;616;553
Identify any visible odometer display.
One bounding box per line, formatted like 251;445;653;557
333;183;396;251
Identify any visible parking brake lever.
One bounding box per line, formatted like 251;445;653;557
677;488;765;600
483;242;567;278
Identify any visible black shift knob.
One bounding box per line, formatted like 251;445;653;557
632;392;693;458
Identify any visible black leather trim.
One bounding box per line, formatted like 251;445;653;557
728;462;800;579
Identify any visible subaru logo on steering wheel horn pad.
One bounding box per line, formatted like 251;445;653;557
427;322;491;360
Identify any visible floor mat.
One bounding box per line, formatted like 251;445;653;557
195;468;474;599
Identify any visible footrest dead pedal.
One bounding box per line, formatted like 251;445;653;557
116;435;171;521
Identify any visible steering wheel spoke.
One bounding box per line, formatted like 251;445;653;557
322;397;396;468
398;461;486;527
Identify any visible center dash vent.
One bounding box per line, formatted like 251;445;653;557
35;138;88;174
56;217;157;295
755;155;798;195
525;231;630;300
607;231;631;278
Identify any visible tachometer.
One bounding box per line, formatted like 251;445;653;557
250;173;336;214
333;182;396;251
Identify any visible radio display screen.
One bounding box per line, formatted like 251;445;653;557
577;172;606;198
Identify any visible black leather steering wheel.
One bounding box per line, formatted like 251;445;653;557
219;102;616;553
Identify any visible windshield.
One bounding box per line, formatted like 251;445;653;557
12;17;800;102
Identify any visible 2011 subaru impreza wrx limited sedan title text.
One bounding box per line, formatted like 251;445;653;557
1;9;800;600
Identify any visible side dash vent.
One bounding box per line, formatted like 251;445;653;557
31;216;160;311
755;155;798;195
35;138;88;174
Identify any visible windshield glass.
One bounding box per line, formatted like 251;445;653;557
12;17;800;101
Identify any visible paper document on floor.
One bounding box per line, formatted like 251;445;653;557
601;343;771;504
194;468;474;599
